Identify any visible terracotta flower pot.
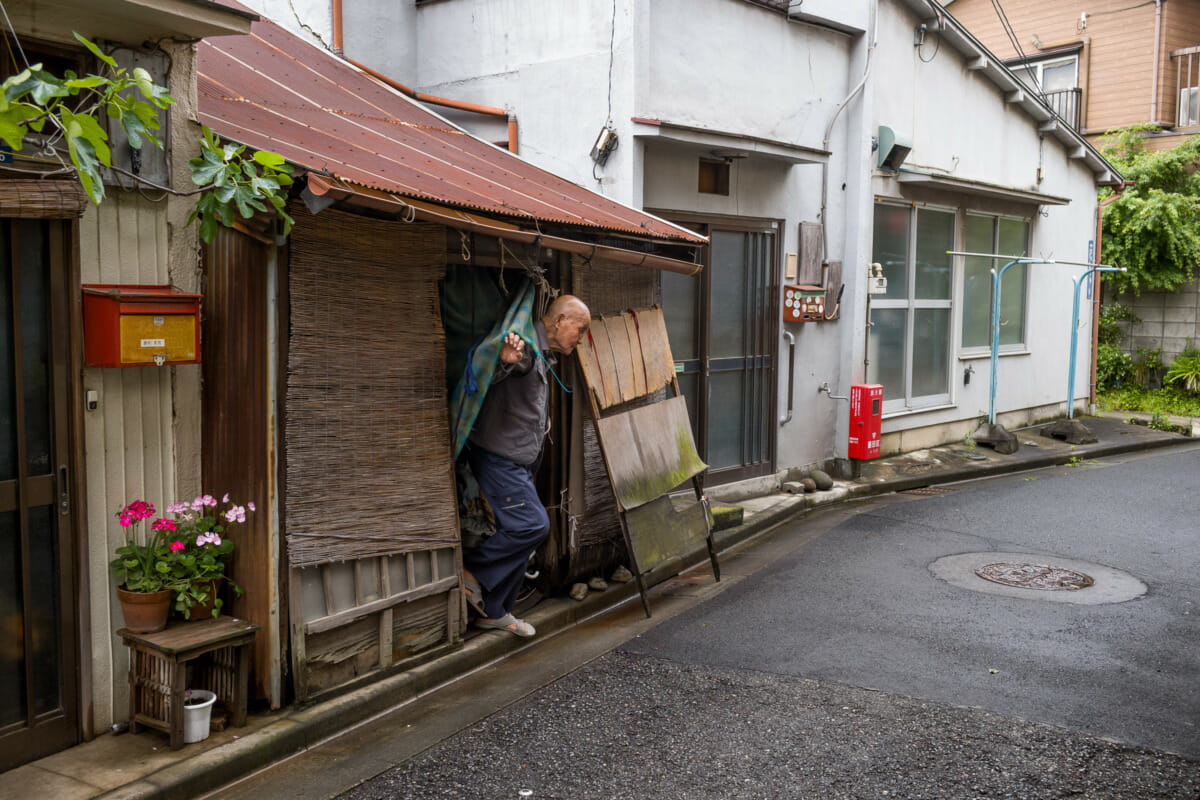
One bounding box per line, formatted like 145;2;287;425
117;587;173;633
185;578;225;621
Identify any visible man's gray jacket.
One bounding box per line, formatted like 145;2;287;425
468;321;555;466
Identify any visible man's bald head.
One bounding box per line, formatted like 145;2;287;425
542;294;591;354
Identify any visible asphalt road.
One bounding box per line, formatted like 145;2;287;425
224;444;1200;800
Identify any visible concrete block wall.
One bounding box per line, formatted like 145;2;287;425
1116;280;1200;364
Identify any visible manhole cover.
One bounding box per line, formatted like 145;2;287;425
974;562;1095;591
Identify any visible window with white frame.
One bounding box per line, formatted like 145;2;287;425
961;214;1031;351
868;202;954;409
1009;53;1081;128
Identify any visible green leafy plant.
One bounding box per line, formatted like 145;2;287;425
1164;351;1200;395
1148;411;1174;431
1098;125;1200;295
1098;385;1200;417
1133;346;1164;388
0;33;292;243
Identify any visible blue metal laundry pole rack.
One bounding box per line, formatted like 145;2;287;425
947;251;1121;426
948;251;1045;425
1067;265;1125;418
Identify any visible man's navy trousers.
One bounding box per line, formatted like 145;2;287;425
464;444;550;620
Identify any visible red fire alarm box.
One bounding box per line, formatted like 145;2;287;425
82;285;202;367
783;284;825;322
848;383;883;460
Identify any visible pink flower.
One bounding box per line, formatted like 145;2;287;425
247;502;256;512
224;505;246;524
169;540;185;552
118;514;133;528
151;518;177;532
197;532;222;547
190;497;204;512
222;493;231;503
202;494;217;507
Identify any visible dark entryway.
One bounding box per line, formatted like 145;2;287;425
658;215;778;485
0;217;80;770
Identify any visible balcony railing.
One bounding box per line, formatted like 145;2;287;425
1040;87;1082;131
1173;45;1200;128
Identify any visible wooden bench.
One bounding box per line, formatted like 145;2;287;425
118;617;259;749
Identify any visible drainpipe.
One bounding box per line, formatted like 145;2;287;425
332;0;344;56
1150;0;1163;123
346;56;520;154
820;0;877;265
1090;181;1132;405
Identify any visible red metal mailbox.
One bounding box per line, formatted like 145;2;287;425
82;285;202;367
848;383;883;460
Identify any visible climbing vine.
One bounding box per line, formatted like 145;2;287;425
0;33;292;242
1098;124;1200;295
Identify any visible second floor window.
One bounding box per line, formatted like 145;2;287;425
1010;53;1081;128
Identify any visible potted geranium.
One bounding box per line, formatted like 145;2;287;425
158;494;252;620
112;494;253;630
111;500;184;633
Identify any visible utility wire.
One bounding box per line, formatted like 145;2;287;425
0;0;29;68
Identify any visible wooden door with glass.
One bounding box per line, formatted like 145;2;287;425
0;218;79;770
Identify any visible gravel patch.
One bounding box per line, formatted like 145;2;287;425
339;651;1200;800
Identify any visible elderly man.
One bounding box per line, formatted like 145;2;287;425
462;294;591;637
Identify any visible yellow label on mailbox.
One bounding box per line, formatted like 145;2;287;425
119;315;196;364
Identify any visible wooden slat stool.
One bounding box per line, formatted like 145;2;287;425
118;617;259;749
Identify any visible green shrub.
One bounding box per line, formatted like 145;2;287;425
1097;386;1200;417
1164;353;1200;394
1096;343;1134;392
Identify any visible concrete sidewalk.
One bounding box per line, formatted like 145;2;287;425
1;414;1191;800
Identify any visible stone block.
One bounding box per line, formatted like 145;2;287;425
1042;418;1097;445
973;423;1019;455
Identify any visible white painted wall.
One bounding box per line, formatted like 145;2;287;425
869;0;1102;445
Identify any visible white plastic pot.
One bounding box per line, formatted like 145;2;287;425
182;689;217;744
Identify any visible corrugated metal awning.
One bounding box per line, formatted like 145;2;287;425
196;7;705;247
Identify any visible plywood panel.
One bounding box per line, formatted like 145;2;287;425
593;395;706;511
577;307;677;410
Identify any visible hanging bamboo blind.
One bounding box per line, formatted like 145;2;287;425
0;179;89;218
285;208;458;566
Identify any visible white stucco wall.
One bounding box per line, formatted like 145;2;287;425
869;0;1103;448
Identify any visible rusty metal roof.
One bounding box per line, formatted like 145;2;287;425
196;12;704;245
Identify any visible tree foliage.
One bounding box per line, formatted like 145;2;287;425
1098;124;1200;295
0;33;291;243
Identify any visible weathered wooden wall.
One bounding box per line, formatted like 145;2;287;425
78;191;176;733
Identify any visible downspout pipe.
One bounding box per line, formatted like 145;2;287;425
345;56;520;154
1150;0;1163;123
332;0;344;56
820;2;877;264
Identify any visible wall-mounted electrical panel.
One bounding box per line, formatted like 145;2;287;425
783;284;825;322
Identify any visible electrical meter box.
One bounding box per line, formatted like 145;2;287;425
82;285;202;367
848;383;883;460
783;284;825;322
